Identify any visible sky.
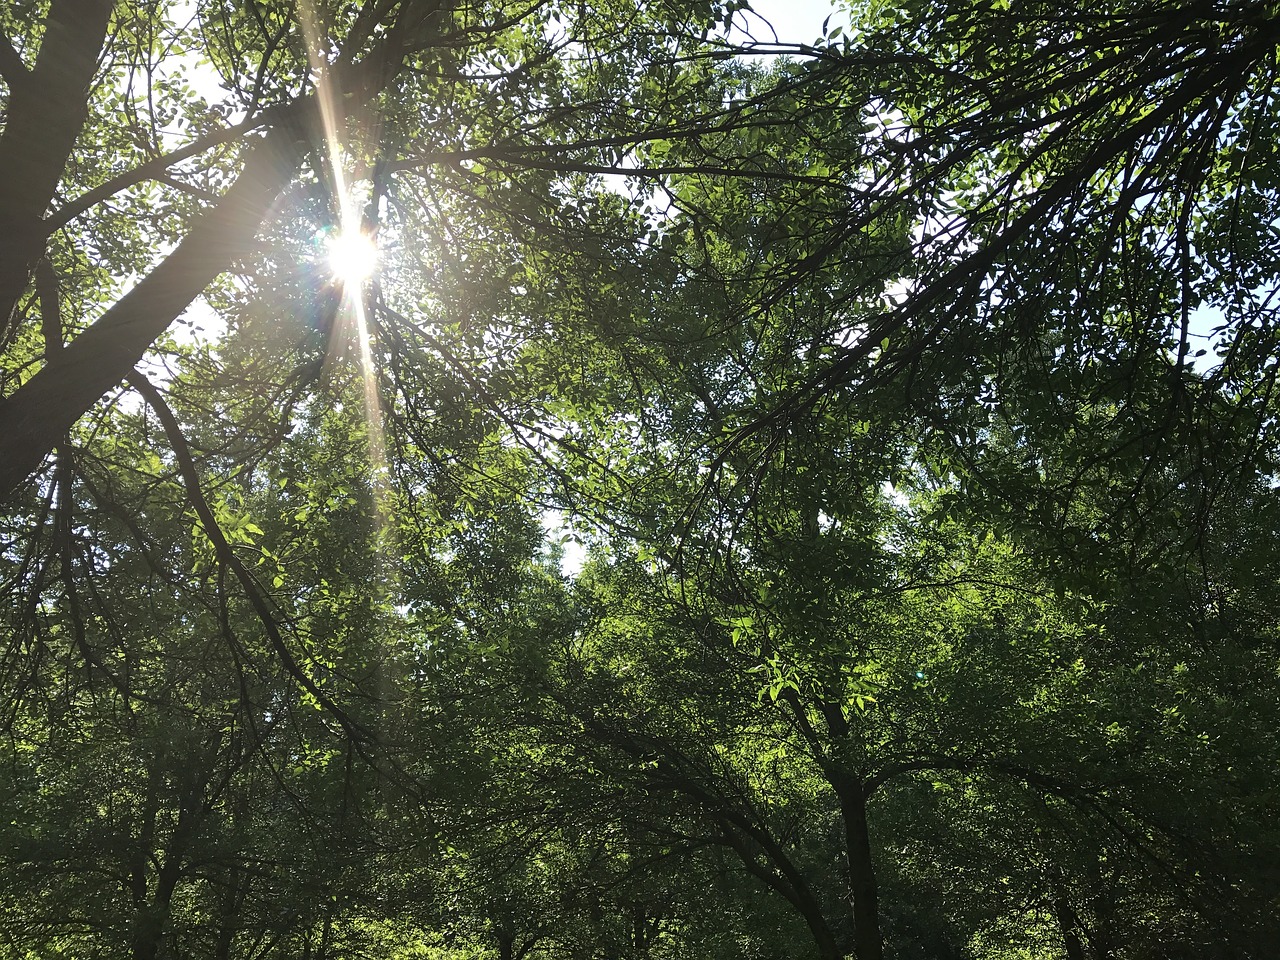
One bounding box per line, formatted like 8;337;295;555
732;0;849;46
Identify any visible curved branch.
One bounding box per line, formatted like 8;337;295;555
45;110;277;233
126;369;367;741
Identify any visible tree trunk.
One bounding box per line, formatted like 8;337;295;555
835;776;884;960
131;790;201;960
1054;896;1087;960
212;866;244;960
0;7;447;502
717;821;844;960
0;118;310;502
131;861;183;960
128;762;161;957
0;0;113;330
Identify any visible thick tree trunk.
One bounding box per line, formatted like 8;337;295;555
212;866;244;960
835;776;884;960
497;928;515;960
128;764;161;950
1054;896;1087;960
0;117;308;501
0;0;459;501
0;0;113;330
131;791;201;960
130;863;181;960
0;7;438;502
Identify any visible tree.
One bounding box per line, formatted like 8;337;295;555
5;2;1280;959
0;0;417;494
718;0;1280;506
0;0;779;500
445;52;1280;953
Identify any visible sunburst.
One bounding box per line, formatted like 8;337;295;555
327;228;379;286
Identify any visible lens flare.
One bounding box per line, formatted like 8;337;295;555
327;229;379;285
299;3;399;723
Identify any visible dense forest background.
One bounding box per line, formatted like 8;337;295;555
2;1;1279;957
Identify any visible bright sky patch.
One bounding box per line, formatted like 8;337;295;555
327;229;379;285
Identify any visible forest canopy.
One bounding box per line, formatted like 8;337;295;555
2;1;1279;959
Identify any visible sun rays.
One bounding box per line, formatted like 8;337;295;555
326;227;380;286
299;2;394;571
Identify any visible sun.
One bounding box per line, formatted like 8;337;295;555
326;229;379;285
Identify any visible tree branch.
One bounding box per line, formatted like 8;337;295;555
0;0;114;330
45;111;276;233
125;369;367;741
0;112;312;502
0;34;30;89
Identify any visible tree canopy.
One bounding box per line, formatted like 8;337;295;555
2;1;1280;959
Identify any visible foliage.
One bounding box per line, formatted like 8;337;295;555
3;2;1280;960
